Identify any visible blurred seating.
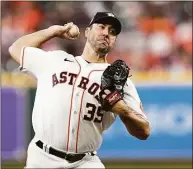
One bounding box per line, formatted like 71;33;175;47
1;1;192;85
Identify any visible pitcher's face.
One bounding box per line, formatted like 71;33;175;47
86;23;117;54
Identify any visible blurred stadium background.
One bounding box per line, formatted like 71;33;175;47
1;1;192;168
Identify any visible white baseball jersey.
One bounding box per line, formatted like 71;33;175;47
20;47;148;154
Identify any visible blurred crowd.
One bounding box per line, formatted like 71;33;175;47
1;1;192;73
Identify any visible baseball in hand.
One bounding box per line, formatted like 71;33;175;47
69;25;80;38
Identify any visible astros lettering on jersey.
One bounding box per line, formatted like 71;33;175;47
20;47;148;153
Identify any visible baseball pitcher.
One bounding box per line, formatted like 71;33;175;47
9;12;150;168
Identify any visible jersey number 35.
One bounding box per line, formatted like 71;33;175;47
83;103;103;123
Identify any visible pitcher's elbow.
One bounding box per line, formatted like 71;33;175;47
8;45;20;63
8;45;13;56
134;127;150;140
140;129;150;140
8;45;16;58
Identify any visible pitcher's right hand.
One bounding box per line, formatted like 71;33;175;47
48;22;80;40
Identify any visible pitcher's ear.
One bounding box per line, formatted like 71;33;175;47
85;27;89;38
84;26;92;38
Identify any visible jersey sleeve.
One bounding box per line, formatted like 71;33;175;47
123;78;148;121
19;47;72;78
19;46;50;77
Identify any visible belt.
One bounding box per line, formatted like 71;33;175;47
35;140;95;163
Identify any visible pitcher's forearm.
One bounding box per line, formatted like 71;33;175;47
8;28;55;63
8;23;78;64
112;100;150;139
15;28;56;47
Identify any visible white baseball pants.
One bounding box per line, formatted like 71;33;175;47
24;138;105;168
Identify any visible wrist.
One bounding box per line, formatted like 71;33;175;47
47;25;60;38
100;89;123;111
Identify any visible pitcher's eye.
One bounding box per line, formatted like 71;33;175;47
98;24;105;29
109;28;116;36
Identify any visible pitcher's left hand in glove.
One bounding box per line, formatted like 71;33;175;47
99;60;130;111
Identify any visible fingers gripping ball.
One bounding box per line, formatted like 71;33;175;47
99;60;130;111
69;25;80;38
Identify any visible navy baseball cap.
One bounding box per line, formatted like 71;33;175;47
89;12;122;35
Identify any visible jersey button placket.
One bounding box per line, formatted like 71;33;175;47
74;89;80;116
74;91;79;115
